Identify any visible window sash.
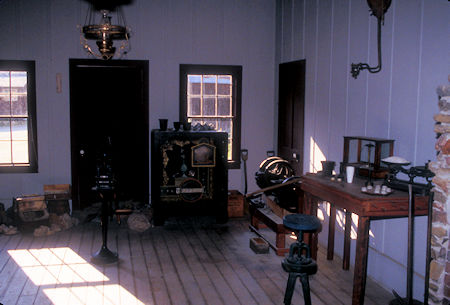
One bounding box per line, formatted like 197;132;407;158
0;61;37;172
186;73;234;162
180;64;241;169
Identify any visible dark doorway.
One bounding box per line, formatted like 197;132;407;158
277;60;305;175
69;59;149;210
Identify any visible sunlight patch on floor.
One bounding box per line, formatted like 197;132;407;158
44;284;144;305
8;247;147;305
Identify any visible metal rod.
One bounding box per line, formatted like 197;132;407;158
406;183;414;304
424;192;434;304
245;177;302;199
241;149;248;195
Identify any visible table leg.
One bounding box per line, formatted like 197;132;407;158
311;201;319;260
276;231;286;251
352;216;370;305
343;211;352;270
303;193;319;260
327;204;336;260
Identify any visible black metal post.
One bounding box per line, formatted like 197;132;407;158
241;149;248;195
406;184;414;304
424;192;434;304
91;189;118;265
389;184;423;305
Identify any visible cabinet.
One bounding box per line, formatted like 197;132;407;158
151;130;228;225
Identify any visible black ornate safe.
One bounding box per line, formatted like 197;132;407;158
151;130;228;225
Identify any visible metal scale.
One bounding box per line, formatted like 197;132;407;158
382;158;434;305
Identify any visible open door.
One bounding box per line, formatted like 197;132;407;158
69;59;149;210
277;60;305;175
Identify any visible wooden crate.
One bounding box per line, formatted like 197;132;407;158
228;190;244;218
13;195;50;232
44;184;71;200
44;184;71;215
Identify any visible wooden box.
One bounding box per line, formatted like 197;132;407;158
249;237;269;254
13;195;50;232
228;190;244;218
44;184;71;200
44;184;71;215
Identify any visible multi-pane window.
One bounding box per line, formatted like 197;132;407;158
0;60;37;172
180;65;242;169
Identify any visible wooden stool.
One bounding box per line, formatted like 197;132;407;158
282;214;321;305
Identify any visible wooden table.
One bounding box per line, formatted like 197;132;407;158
300;173;429;305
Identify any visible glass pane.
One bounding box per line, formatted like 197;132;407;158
188;75;201;95
348;140;358;163
0;119;11;140
380;143;391;160
217;76;231;95
12;118;28;140
0;141;12;163
12;140;29;163
12;95;27;116
202;119;217;130
203;97;216;116
0;71;10;95
189;118;202;127
228;120;233;160
11;71;27;90
360;140;375;164
203;75;216;95
217;119;233;160
217;97;231;116
0;95;10;116
187;97;201;116
217;119;231;134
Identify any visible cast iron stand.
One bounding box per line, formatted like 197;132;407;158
386;163;434;305
389;183;422;305
91;186;118;265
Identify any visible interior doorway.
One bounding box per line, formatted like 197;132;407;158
277;59;305;175
69;59;149;210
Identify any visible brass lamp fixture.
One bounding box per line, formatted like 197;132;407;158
79;5;131;60
350;0;391;79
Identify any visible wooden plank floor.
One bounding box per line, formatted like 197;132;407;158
0;216;393;305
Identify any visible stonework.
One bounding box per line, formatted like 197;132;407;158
429;81;450;304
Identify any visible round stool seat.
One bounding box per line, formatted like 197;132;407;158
283;214;321;232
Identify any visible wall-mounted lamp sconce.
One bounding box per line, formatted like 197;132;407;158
350;0;391;79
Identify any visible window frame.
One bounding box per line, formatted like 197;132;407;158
180;64;242;169
0;60;38;173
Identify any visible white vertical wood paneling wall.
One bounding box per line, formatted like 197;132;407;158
276;0;449;299
0;0;277;207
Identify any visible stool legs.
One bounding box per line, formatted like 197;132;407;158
283;272;312;305
299;274;312;305
283;272;297;305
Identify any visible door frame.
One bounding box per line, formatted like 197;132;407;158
277;59;305;175
69;58;149;210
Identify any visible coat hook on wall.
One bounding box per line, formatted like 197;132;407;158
350;0;391;79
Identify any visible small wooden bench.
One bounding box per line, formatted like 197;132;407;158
246;177;303;256
248;202;291;256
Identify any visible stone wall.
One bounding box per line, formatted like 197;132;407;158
429;79;450;304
